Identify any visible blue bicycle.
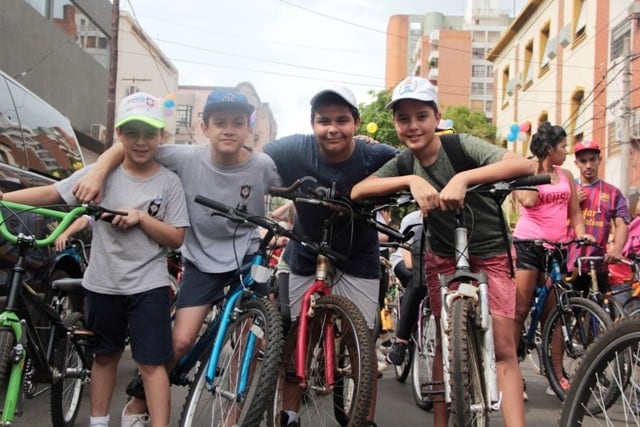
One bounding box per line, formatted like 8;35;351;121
175;196;286;427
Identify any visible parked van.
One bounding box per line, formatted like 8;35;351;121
0;70;87;304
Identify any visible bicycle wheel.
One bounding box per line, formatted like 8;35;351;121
558;316;640;426
411;312;436;411
448;297;488;427
0;326;15;398
623;296;640;317
542;296;613;401
179;297;283;427
50;312;88;427
271;295;375;427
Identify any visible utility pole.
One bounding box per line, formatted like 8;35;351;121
620;36;631;200
105;0;119;149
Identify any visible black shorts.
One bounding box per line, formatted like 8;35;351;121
85;287;173;365
514;240;567;274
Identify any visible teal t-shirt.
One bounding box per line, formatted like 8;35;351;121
374;134;509;258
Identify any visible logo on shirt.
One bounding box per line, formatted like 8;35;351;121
148;194;163;217
240;185;252;200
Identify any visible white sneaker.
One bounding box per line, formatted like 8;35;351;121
545;386;556;396
377;360;388;372
121;404;150;427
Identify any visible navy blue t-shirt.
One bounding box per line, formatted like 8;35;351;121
263;135;398;278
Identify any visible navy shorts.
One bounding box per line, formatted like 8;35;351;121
85;287;173;365
176;257;268;309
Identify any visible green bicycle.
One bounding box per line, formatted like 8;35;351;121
0;200;124;426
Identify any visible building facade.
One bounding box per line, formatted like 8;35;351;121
175;82;277;149
488;0;640;205
386;0;511;121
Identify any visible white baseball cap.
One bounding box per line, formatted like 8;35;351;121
115;92;165;129
386;76;438;110
310;85;358;110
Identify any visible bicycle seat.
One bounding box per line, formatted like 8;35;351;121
51;277;84;295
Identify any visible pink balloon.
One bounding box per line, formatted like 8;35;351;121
519;121;530;133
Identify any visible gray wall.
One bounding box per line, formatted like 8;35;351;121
0;0;111;137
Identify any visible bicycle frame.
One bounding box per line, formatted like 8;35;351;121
439;213;501;413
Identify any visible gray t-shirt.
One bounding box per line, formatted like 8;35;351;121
56;164;189;295
374;134;508;257
155;144;281;273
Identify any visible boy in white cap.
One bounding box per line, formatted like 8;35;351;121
351;76;534;427
263;85;398;427
1;92;190;427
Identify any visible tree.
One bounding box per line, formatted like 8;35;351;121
357;89;401;148
441;105;497;143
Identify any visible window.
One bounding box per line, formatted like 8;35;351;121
472;48;486;59
486;65;493;78
502;66;510;104
410;22;422;36
471;82;484;95
523;40;534;87
176;105;192;128
85;36;96;48
539;24;551;71
486;100;493;113
473;31;486;43
611;21;631;61
567;89;585;148
471;100;484;112
486;82;494;93
574;0;586;41
472;65;485;78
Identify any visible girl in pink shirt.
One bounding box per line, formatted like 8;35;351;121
512;122;593;395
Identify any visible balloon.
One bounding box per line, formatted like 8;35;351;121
164;99;175;109
445;119;454;128
164;108;173;117
366;122;378;134
510;123;520;134
517;131;527;141
519;121;530;133
165;93;177;101
250;111;257;128
507;132;517;142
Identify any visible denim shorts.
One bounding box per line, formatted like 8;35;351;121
176;258;268;309
85;287;173;365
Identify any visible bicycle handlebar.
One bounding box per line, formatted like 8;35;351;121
467;175;551;194
194;195;347;263
269;178;409;243
0;201;127;246
513;237;602;251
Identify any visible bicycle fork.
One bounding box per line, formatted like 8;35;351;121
440;280;501;413
0;312;25;425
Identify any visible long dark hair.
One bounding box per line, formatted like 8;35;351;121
530;121;567;160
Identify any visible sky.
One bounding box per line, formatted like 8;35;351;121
121;0;527;137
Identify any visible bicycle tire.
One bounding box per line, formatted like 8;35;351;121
623;296;640;317
0;326;15;398
411;312;436;411
390;302;411;383
541;296;613;401
50;312;87;427
558;316;640;426
448;298;488;427
270;295;375;427
179;297;283;427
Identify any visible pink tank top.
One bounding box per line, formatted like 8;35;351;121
514;166;571;242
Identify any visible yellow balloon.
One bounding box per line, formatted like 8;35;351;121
366;122;378;134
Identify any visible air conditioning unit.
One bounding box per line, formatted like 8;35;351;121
546;38;558;59
90;123;107;141
632;110;640;140
506;79;515;96
513;73;523;89
126;85;139;96
559;24;571;48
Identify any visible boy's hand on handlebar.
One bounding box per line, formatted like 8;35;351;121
108;208;139;231
439;175;467;211
577;234;596;243
604;247;623;264
409;176;440;215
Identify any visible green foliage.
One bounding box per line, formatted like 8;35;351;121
441;105;497;143
357;89;402;148
357;90;497;147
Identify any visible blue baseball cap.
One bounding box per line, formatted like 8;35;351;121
203;88;255;115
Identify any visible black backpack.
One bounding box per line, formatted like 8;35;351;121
396;133;477;176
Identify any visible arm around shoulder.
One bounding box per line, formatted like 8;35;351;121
72;143;126;203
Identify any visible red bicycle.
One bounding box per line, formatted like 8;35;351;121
268;178;407;427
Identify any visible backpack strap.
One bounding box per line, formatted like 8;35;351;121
396;133;477;176
396;149;414;176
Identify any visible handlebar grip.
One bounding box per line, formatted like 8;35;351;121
510;175;551;187
194;195;233;214
269;180;303;198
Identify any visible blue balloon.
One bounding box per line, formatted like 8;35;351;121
507;132;517;142
164;99;175;109
510;123;520;134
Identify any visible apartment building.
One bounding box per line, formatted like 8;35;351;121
386;0;511;121
488;0;640;203
176;82;277;149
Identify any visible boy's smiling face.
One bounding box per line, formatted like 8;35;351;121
117;121;162;168
311;103;360;161
393;100;441;152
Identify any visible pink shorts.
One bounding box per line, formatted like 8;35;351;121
425;250;516;319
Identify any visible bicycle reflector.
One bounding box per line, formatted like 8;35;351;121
251;264;272;284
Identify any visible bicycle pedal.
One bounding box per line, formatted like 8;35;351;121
72;329;98;346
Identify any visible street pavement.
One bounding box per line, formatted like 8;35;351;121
11;349;562;426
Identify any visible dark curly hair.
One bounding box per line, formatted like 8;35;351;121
530;121;567;160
